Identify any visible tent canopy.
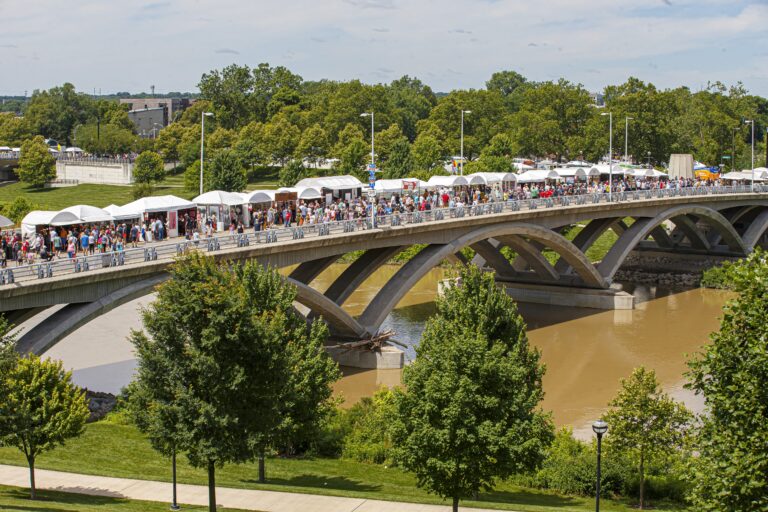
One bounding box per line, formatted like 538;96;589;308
121;195;196;214
277;186;322;200
21;210;81;227
295;175;362;190
242;190;276;203
60;204;113;224
427;175;469;188
64;147;84;153
630;168;668;178
374;179;430;194
464;172;518;185
552;167;587;178
193;190;246;206
516;170;559;183
105;204;141;220
592;164;626;175
0;214;13;227
722;171;766;182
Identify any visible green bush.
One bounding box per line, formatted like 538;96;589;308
0;196;38;224
341;388;397;464
700;259;738;289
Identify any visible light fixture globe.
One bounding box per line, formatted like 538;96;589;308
592;420;608;435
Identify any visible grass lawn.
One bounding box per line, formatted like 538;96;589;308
0;422;687;512
0;484;253;511
0;181;196;212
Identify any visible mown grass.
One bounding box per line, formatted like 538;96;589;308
0;484;253;511
0;422;687;512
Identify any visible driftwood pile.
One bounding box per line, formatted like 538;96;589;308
334;330;396;353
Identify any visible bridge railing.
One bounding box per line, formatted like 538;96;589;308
3;184;767;286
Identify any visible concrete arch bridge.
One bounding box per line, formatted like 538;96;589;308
3;188;768;355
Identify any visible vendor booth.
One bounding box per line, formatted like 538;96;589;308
374;179;429;197
295;175;363;204
0;214;14;228
20;210;80;239
120;195;197;238
426;175;469;188
193;190;249;231
60;205;113;224
516;170;560;183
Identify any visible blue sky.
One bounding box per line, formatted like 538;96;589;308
0;0;766;96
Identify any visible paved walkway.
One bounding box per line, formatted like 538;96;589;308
0;464;509;512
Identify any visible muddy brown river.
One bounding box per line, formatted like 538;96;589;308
36;264;730;439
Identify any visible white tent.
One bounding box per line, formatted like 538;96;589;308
64;147;84;153
374;179;430;195
241;190;276;204
427;175;469;188
277;186;323;200
21;210;81;238
630;168;668;179
122;195;196;214
565;160;592;167
295;175;363;190
464;172;518;186
105;204;141;221
512;162;535;171
0;214;13;227
722;171;766;182
516;170;560;183
552;167;588;179
193;190;246;206
592;164;627;176
741;168;768;179
60;205;113;224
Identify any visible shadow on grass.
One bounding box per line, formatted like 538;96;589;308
1;486;127;510
243;473;381;493
477;488;580;508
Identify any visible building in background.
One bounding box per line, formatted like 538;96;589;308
120;98;194;137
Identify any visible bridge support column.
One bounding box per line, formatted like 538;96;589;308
497;281;635;310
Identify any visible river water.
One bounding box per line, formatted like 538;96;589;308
38;264;730;440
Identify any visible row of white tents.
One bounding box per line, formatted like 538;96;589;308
15;166;669;236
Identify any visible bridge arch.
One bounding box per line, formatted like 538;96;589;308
357;222;607;335
598;205;748;281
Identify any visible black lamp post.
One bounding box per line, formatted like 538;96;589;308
592;420;608;512
170;446;180;510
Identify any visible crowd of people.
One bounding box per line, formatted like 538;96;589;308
0;176;745;268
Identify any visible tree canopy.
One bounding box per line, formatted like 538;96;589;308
18;136;56;187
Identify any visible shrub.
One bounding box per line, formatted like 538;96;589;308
341;388;397;464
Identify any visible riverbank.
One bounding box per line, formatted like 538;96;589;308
0;422;687;512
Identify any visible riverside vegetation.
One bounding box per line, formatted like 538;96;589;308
1;253;767;510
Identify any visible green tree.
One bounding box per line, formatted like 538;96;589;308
296;124;328;167
0;315;17;384
374;123;407;167
392;265;553;512
603;367;692;509
155;122;187;163
382;138;413;179
474;133;517;172
686;250;768;511
0;355;89;499
336;139;369;179
74;123;137;155
0;196;39;224
342;388;397;464
411;133;444;172
486;70;528;97
24;83;93;145
130;254;336;510
262;114;300;166
18;136;56;187
208;149;246;192
278;159;307;187
0;113;32;146
198;64;256;129
132;151;166;184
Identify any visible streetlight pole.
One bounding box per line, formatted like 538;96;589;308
592;420;608;512
360;112;375;166
624;116;633;162
601;112;613;201
460;110;471;176
171;447;180;510
200;112;214;196
745;119;755;191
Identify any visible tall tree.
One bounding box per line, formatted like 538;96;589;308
295;124;328;167
686;249;768;511
130;254;338;510
278;159;307;187
24;83;93;145
208;149;246;192
393;264;554;512
18;136;56;187
262;114;300;166
383;138;413;179
0;355;89;499
411;133;444;173
603;367;692;509
0;113;32;147
132;151;166;184
198;64;256;129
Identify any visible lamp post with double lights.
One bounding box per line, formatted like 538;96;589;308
592;420;608;512
200;112;214;195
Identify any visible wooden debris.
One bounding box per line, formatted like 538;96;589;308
334;330;396;353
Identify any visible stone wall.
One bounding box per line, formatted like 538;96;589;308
614;250;737;287
56;161;133;185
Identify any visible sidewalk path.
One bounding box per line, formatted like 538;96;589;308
0;464;511;512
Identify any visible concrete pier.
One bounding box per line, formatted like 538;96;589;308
326;342;405;369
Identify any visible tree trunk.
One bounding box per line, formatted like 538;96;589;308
207;460;216;512
639;449;645;510
452;496;459;512
258;452;266;483
28;455;36;500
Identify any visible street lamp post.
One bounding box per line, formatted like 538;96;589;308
171;447;180;510
360;112;375;166
601;112;613;201
624;116;633;162
592;420;608;512
200;112;214;195
745;119;755;191
460;110;472;176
